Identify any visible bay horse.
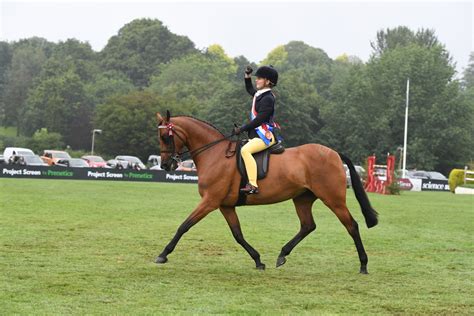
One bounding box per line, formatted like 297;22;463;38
155;111;378;273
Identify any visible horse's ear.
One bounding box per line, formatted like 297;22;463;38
166;110;171;121
156;112;163;123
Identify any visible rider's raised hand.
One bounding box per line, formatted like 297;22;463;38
244;66;253;78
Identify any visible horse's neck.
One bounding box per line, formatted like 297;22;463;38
174;118;225;167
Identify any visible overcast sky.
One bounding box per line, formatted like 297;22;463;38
1;0;472;75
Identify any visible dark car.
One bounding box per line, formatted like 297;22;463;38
406;170;447;180
406;170;430;179
13;154;48;166
115;155;146;170
106;159;130;170
56;158;89;168
426;171;448;180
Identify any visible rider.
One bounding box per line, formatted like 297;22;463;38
233;65;278;194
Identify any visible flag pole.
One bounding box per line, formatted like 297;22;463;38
402;78;409;178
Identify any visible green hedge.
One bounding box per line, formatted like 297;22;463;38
448;168;474;193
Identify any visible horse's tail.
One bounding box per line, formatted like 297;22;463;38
339;153;378;228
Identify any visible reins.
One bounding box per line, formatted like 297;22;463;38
158;122;237;163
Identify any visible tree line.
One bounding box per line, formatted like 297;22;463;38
0;19;472;174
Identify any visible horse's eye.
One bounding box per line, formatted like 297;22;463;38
161;136;170;145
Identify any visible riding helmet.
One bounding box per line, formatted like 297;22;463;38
255;65;278;86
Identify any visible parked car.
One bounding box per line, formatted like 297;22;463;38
3;147;35;163
41;150;71;165
147;155;161;169
176;159;196;172
150;164;163;170
11;154;48;166
115;155;146;170
426;171;448;180
106;159;130;170
0;155;4;164
343;164;366;187
81;155;107;168
406;170;447;180
55;158;89;168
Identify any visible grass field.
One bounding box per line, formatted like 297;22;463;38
1;179;473;314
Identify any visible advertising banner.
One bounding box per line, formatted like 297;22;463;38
0;165;198;183
398;178;449;192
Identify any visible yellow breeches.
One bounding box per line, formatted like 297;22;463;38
241;134;276;187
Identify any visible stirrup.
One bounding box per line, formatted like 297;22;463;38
240;184;259;195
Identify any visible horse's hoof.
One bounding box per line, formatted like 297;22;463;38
276;256;286;268
256;263;266;270
360;266;368;274
155;256;168;264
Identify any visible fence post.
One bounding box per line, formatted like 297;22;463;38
465;166;468;185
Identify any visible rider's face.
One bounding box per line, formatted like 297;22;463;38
255;77;270;90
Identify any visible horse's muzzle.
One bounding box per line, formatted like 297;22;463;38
162;159;178;171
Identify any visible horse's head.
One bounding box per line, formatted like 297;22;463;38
156;110;187;171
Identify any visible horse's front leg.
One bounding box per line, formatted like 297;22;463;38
155;199;216;264
220;206;266;270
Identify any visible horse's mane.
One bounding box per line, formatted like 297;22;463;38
174;115;224;136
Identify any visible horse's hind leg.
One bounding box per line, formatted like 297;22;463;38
323;199;369;274
220;206;266;270
276;190;317;268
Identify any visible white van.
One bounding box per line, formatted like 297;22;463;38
147;155;161;169
3;147;35;162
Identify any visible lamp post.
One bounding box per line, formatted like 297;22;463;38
91;129;102;155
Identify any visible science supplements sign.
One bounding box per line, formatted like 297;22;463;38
398;178;449;192
1;165;198;183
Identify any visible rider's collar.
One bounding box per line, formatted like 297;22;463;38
255;88;271;97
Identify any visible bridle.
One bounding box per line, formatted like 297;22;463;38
158;121;236;165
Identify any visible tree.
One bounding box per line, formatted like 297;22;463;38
23;58;94;149
204;83;250;134
370;26;442;56
100;18;197;87
50;39;97;82
93;90;163;160
2;38;52;134
462;52;474;89
459;52;474;165
366;34;469;173
233;55;257;83
262;41;333;97
318;62;375;163
85;70;135;106
275;69;325;147
148;45;237;117
26;128;64;153
0;42;13;125
21;39;102;149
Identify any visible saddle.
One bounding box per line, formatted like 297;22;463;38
236;140;285;180
234;140;284;206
